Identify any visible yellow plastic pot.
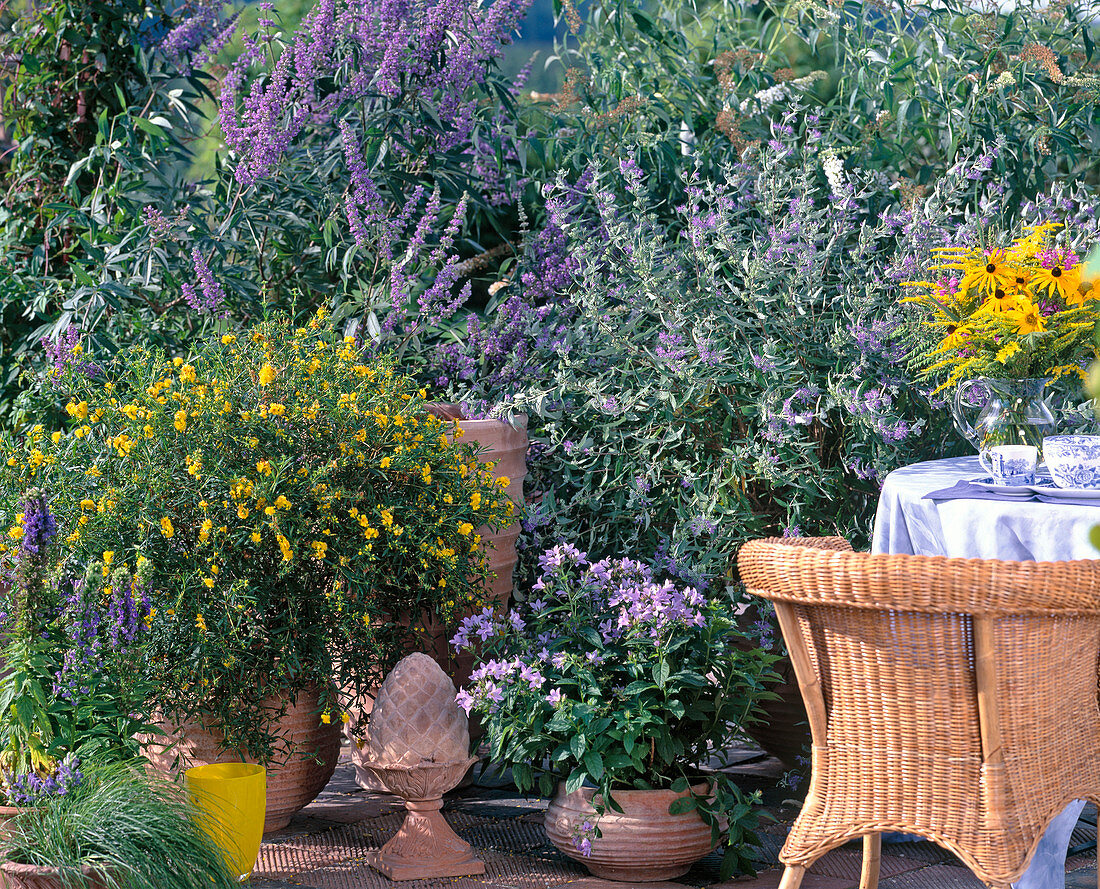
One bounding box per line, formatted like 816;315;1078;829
185;763;266;880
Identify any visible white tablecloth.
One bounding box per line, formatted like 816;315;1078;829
872;455;1100;560
871;454;1097;889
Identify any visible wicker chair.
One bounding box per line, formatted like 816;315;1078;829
738;536;1100;889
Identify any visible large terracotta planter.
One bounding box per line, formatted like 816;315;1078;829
0;862;111;889
544;783;717;882
350;409;528;790
144;687;341;833
0;804;26;841
425;407;527;686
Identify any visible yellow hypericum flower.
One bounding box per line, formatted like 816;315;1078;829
379;457;392;470
172;357;183;367
458;522;474;536
251;531;262;543
195;613;207;631
320;712;332;725
277;534;293;562
256;460;273;476
238;505;250;519
80;499;95;510
174;410;187;432
311;540;328;559
275;495;291;510
160;517;175;538
268;403;286;417
199;519;213;543
203;576;215;588
221;334;236;345
179;364;197;384
66;400;89;420
471;492;482;511
103;551;114;566
259;363;277;386
264;506;276;517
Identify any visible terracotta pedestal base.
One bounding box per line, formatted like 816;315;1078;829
368;798;485;880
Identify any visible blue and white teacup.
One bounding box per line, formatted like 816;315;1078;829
986;444;1038;486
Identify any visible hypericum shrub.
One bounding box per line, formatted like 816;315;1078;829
0;313;514;756
455;543;777;878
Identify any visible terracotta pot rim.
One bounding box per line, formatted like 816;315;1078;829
0;861;104;877
425;403;529;428
557;780;712;801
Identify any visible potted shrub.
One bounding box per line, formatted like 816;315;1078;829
0;491;157;832
0;312;515;831
0;759;238;889
453;543;778;882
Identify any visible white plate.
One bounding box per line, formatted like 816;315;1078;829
1027;479;1100;499
969;476;1039;496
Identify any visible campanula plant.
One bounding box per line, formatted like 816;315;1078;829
453;543;778;877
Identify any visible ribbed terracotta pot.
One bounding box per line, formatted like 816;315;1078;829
424;407;527;688
0;862;111;889
544;783;717;882
350;408;528;791
0;804;26;841
145;687;341;833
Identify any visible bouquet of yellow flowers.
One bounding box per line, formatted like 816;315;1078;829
903;223;1100;391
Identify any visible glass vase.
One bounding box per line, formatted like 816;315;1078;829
950;377;1057;469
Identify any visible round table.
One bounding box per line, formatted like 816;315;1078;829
872;454;1100;560
872;454;1098;889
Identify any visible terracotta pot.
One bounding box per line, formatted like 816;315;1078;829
0;804;26;842
544;782;717;882
425;408;527;687
144;687;341;833
349;409;527;791
0;861;111;889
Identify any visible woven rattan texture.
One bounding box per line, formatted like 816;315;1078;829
738;537;1100;888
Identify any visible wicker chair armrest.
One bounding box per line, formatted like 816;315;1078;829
738;538;1100;615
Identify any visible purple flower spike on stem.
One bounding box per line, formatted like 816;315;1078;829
19;489;57;557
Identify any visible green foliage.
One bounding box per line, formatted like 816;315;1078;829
1;761;238;889
535;0;1100;213
0;0;213;422
0;314;516;758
